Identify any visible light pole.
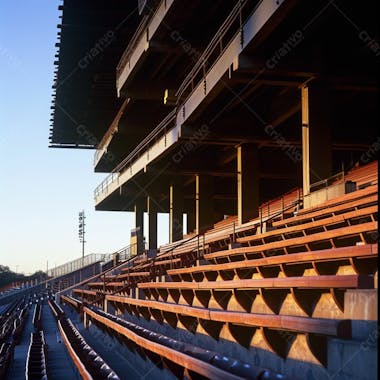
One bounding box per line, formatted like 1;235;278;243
78;210;86;260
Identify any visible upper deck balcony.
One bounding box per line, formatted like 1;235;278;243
94;0;241;171
115;0;240;98
94;0;299;208
94;0;378;210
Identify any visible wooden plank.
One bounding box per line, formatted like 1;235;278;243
273;192;377;227
138;274;373;290
167;244;378;277
73;289;97;296
58;320;92;380
205;221;377;260
106;295;351;337
119;270;150;276
237;205;377;244
297;185;377;216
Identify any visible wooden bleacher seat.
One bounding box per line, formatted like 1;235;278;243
204;221;377;263
137;274;374;320
238;205;377;246
289;184;377;219
106;294;351;338
167;244;378;282
84;306;284;379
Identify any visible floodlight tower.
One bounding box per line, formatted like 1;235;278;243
78;210;86;259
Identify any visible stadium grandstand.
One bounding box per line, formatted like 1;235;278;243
2;0;377;379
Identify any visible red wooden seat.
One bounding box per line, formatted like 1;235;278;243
204;221;377;263
167;244;378;282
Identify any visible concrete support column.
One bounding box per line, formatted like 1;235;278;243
196;175;214;234
147;196;158;250
237;144;259;225
134;199;144;237
134;198;145;253
301;83;332;196
169;180;184;242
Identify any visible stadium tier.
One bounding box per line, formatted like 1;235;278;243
46;0;379;379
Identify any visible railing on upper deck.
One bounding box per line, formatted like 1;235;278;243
175;0;252;105
116;13;151;83
94;109;176;199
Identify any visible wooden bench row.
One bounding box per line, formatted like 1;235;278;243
60;295;82;311
48;299;65;320
205;221;378;263
107;294;351;339
122;186;376;276
237;205;377;246
273;187;377;228
167;244;378;282
136;274;373;319
58;317;120;380
84;306;285;379
138;274;372;291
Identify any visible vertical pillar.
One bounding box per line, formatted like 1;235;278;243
237;144;259;225
301;83;332;196
147;196;158;250
196;175;214;234
134;199;144;236
169;180;184;242
134;198;144;253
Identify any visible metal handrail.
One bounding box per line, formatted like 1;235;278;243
94;109;176;198
47;253;111;278
175;0;250;103
310;170;344;190
116;13;151;79
90;232;204;306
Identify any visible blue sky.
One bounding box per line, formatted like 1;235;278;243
0;1;170;274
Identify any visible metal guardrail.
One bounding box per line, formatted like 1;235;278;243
47;254;111;278
310;170;345;191
113;242;137;261
175;0;250;104
94;1;257;200
116;13;151;81
48;242;138;279
259;187;302;221
94;109;176;198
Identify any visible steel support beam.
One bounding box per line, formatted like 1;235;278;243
301;83;332;195
147;196;158;250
